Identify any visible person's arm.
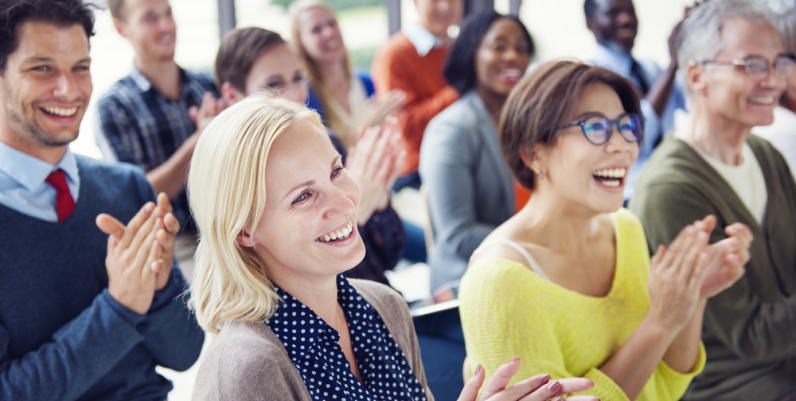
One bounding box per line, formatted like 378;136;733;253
419;117;495;259
645;15;686;118
372;52;458;166
632;181;796;362
0;293;145;401
356;207;405;274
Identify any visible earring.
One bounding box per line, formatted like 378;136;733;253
538;170;545;180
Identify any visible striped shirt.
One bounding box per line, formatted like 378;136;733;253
95;66;218;231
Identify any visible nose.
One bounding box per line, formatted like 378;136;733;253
323;184;357;221
615;11;636;27
53;73;80;100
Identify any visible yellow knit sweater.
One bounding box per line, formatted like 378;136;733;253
459;209;706;401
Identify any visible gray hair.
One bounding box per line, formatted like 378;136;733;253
677;0;777;96
777;7;796;53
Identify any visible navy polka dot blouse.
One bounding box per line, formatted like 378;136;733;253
265;275;428;401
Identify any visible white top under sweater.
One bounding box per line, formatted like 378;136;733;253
695;142;767;223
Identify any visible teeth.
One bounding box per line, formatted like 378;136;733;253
593;168;627;178
316;220;354;243
501;68;522;79
602;179;620;187
42;106;77;117
749;96;774;105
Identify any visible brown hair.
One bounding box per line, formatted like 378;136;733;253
500;60;641;190
214;27;287;93
107;0;124;19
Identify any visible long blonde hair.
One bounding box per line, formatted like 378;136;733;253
289;0;354;142
187;95;322;333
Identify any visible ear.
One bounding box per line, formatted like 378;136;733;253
687;60;707;96
520;143;546;174
221;82;245;106
112;17;126;38
235;229;255;248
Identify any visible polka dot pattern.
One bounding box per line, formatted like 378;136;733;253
265;275;428;401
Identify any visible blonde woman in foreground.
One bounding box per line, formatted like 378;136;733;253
459;61;752;401
187;95;598;400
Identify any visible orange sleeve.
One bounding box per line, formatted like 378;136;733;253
372;44;459;174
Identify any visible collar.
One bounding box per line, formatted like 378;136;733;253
129;63;189;93
403;23;447;57
0;143;79;191
593;43;633;76
266;275;377;360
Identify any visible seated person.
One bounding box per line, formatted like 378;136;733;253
288;0;405;148
755;7;796;177
187;94;598;401
0;1;203;399
630;2;796;400
460;60;750;401
371;0;462;190
420;11;534;292
214;27;403;286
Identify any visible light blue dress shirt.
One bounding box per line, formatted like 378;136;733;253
591;44;687;199
403;23;447;57
0;143;80;222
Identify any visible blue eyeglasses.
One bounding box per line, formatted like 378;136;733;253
556;113;644;145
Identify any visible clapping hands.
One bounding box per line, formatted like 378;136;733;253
458;358;598;401
96;193;180;314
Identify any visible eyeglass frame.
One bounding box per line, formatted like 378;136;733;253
555;113;645;146
701;54;796;79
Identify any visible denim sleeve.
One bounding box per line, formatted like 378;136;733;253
0;291;145;401
138;267;204;372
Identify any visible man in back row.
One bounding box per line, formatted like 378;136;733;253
0;0;203;399
631;1;796;399
96;0;224;279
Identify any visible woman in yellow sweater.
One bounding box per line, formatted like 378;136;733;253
458;60;752;401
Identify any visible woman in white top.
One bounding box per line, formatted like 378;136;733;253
289;0;405;148
756;7;796;176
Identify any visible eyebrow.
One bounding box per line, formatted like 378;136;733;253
23;56;91;64
281;154;342;201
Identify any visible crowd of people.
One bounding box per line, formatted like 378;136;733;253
1;0;796;400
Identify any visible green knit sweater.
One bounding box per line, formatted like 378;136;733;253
630;134;796;401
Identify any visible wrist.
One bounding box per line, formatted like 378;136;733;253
640;314;679;344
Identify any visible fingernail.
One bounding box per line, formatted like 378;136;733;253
539;374;551;385
145;203;154;213
547;381;561;392
474;364;483;376
512;356;520;363
551;398;562;401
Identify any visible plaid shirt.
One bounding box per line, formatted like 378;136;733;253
95;66;218;231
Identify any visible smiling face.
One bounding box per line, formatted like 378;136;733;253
242;44;308;104
535;83;638;213
587;0;637;53
414;0;463;39
475;18;532;98
0;22;92;157
116;0;176;62
244;120;364;284
695;18;787;130
297;7;346;65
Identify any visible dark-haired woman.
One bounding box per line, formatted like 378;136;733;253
419;11;534;292
459;60;752;400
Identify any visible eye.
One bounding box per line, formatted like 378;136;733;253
292;192;311;205
265;80;285;90
491;43;507;52
73;65;90;72
32;65;50;72
293;73;306;83
331;166;344;179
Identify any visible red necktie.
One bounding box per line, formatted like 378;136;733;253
45;169;76;222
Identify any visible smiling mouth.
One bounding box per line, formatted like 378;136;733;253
749;96;775;105
316;220;354;243
499;68;523;81
592;167;627;188
41;106;78;117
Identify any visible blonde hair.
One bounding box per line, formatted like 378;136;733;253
187;95;322;333
289;0;354;143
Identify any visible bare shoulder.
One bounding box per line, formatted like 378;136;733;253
469;223;540;270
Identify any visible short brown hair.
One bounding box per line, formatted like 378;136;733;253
214;27;286;93
107;0;124;19
500;60;641;190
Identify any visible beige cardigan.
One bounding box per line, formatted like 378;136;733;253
192;279;435;400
